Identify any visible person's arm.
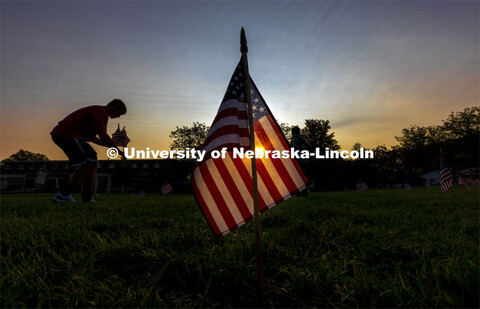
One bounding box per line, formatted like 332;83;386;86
91;136;105;146
95;123;125;157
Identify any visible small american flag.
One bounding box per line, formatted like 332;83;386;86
439;156;453;194
356;180;368;192
138;188;145;198
404;182;411;191
112;124;130;147
161;183;173;195
458;173;470;190
191;58;308;236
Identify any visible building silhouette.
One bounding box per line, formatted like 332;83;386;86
0;159;194;194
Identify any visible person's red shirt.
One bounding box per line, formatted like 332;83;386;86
51;105;108;141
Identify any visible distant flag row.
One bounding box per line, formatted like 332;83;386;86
356;155;478;194
357;173;478;193
437;155;480;193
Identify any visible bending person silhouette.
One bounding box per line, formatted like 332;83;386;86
50;99;127;202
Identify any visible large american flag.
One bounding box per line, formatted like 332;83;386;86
439;156;453;194
192;59;308;236
112;125;130;147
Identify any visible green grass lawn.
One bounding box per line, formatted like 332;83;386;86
1;187;478;307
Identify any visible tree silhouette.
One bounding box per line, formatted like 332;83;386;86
2;149;49;162
302;119;340;151
169;122;210;151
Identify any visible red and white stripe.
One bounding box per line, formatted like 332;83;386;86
161;183;173;195
458;177;470;190
440;167;453;194
192;113;308;236
202;99;250;156
112;130;130;147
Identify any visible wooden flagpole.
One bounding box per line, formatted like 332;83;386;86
240;27;263;293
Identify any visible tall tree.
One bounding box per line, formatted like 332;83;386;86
441;106;480;168
302;119;340;151
395;107;480;172
394;125;444;173
2;149;49;162
279;122;293;142
442;106;480;139
395;125;434;149
169;122;210;151
351;142;363;151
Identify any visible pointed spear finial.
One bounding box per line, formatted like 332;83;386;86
240;27;248;53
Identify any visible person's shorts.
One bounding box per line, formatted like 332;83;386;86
51;133;98;168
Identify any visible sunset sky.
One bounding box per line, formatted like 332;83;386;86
1;1;478;160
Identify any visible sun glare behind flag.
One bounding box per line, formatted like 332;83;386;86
191;58;308;236
439;156;453;194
